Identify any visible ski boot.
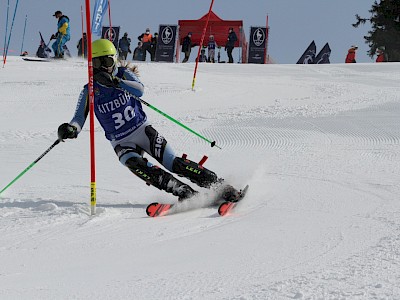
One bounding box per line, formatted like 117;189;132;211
172;155;219;188
217;184;241;202
125;156;197;200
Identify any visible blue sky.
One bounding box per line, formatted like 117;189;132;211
1;0;374;63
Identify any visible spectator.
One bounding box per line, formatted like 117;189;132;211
182;32;195;63
376;46;388;62
225;27;237;63
199;48;207;62
50;10;71;58
150;32;158;61
345;45;358;63
207;34;217;63
138;28;152;61
118;32;131;60
133;41;144;61
77;33;87;58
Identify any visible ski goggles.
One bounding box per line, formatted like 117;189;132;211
93;55;117;69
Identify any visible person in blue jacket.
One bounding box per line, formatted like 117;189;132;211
51;11;71;58
57;39;239;201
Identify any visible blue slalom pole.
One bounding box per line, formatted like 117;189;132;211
3;0;20;67
20;14;27;55
2;0;10;63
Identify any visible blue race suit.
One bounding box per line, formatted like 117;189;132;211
70;67;146;141
69;66;178;172
52;15;71;57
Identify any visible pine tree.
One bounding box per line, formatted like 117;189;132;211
353;0;400;61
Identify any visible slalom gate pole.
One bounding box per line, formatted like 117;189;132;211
107;0;112;41
84;0;97;215
2;0;10;65
20;14;27;55
3;0;20;67
81;6;85;59
191;0;215;91
134;95;222;149
0;140;61;196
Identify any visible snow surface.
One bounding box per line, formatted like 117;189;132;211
1;57;400;299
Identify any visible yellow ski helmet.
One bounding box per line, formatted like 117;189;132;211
92;39;116;58
92;39;117;72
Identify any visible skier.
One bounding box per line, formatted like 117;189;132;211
207;35;217;63
57;39;239;202
50;11;71;58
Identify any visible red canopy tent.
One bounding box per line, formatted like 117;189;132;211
178;11;248;63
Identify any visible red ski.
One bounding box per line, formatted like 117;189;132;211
218;185;249;216
146;203;174;217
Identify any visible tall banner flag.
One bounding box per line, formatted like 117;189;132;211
101;26;120;49
91;0;108;36
248;27;267;64
315;43;331;64
155;25;177;62
296;40;316;64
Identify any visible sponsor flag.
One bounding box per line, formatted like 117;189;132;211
101;26;120;49
91;0;108;36
296;40;316;64
315;43;331;64
155;25;178;62
248;27;267;64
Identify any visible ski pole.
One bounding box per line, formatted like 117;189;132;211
2;0;10;64
133;95;222;149
3;0;20;67
20;14;27;55
0;139;61;196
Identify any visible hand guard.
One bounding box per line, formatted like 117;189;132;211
94;71;121;88
58;123;78;140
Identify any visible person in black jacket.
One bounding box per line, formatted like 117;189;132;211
77;33;87;58
150;32;158;61
225;27;238;63
182;32;194;63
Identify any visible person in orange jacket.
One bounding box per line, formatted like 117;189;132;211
345;45;358;63
376;46;388;62
138;28;152;61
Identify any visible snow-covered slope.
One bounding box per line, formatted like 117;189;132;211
1;57;400;299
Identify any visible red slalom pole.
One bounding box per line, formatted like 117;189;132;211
84;0;97;215
191;0;215;91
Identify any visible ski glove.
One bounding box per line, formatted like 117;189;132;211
93;71;121;88
58;123;78;140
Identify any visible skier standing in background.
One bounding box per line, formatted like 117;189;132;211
50;11;70;58
57;39;239;202
207;35;217;63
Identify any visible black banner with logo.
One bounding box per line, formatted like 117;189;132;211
155;25;177;62
248;27;267;64
101;26;120;50
296;40;316;64
315;43;331;64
